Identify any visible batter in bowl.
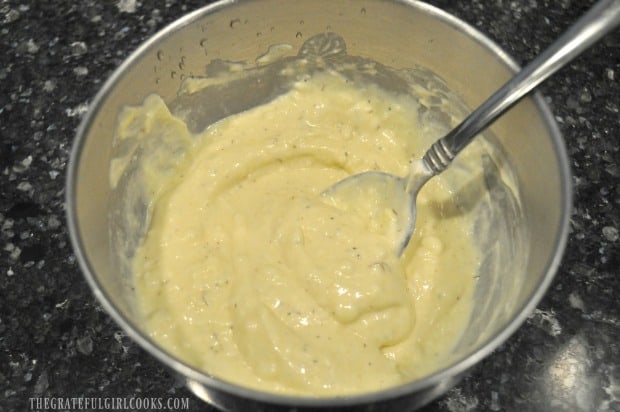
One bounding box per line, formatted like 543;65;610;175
122;69;480;396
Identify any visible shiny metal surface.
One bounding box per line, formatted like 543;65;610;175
66;0;572;410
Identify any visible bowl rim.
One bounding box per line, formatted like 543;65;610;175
66;0;572;407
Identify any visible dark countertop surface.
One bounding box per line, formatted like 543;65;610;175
1;1;618;411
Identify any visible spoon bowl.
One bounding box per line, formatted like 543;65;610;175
323;159;433;255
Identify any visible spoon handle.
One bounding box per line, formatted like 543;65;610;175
423;0;620;174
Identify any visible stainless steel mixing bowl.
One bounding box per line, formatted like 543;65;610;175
66;0;571;410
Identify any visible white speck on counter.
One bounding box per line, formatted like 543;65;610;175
65;103;89;118
12;155;32;173
1;219;14;232
117;0;138;13
47;215;61;230
43;80;56;93
70;41;88;56
578;87;592;103
76;335;94;355
569;292;586;312
490;390;501;411
605;102;619;113
442;387;480;412
602;226;618;242
530;308;562;337
147;9;163;29
3;8;20;23
33;371;49;396
73;66;88;77
16;181;32;192
113;330;126;343
26;39;39;54
606;68;615;81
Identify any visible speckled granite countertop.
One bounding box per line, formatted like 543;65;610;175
1;1;618;411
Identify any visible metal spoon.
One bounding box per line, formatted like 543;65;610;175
323;0;620;256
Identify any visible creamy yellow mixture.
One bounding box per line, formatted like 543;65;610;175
125;71;479;396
